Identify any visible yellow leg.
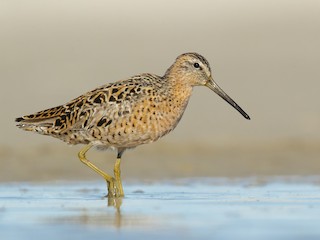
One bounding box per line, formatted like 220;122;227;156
114;157;124;197
78;144;124;198
78;143;114;182
78;144;119;198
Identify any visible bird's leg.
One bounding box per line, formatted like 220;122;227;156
78;144;118;196
114;156;124;197
107;179;118;198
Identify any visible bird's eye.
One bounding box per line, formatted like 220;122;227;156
193;62;200;68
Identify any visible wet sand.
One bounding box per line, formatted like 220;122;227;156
1;178;320;240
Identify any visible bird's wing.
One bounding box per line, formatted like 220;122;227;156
66;74;161;132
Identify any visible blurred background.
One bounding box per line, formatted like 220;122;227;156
1;0;319;182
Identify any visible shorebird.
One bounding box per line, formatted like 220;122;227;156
16;53;250;197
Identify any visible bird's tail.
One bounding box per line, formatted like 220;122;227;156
15;105;65;134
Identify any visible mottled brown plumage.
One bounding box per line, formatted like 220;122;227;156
16;52;250;198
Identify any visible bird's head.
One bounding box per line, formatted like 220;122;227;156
165;52;250;120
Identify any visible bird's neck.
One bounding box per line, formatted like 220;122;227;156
164;72;193;110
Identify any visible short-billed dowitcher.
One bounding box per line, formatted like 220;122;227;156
16;53;250;197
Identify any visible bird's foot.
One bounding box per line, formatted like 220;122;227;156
107;178;124;198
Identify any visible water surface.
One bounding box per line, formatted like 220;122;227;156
1;178;320;240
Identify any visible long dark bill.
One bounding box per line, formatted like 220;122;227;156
206;79;250;120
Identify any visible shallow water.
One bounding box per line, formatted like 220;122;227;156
1;178;320;240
